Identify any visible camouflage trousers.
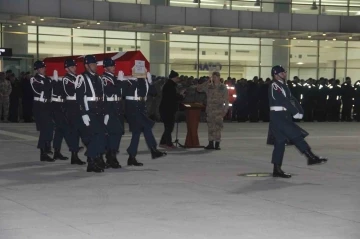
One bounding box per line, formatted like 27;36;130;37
0;97;10;120
206;112;224;142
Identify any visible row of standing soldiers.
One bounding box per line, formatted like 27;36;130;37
231;77;360;122
31;56;166;173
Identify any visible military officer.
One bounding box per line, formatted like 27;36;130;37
101;58;123;168
267;65;327;178
51;69;70;161
121;70;166;166
197;71;229;150
62;59;86;165
31;61;54;162
75;55;107;173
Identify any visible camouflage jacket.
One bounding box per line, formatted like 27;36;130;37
197;81;229;114
0;79;12;98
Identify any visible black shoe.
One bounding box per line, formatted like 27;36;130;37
150;147;167;159
53;149;69;160
205;141;214;150
215;142;221;150
45;143;53;155
304;149;328;166
40;149;55;162
273;164;292;178
71;152;86;165
127;156;143;166
96;155;107;170
87;160;104;173
105;151;121;169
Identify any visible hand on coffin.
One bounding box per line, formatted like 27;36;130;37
146;71;152;84
117;71;125;81
82;114;90;126
53;70;59;82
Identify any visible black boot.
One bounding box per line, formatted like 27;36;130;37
150;147;167;159
40;149;55;162
71;152;86;165
215;142;221;150
273;164;291;178
105;151;121;169
96;155;107;170
304;149;328;166
87;158;104;173
53;149;69;160
127;156;143;166
205;141;214;150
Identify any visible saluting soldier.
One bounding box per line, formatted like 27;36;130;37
120;70;166;166
267;65;327;178
62;59;86;165
31;61;54;162
75;55;108;173
101;58;123;168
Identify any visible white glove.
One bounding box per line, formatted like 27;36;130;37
82;114;90;126
53;70;58;82
104;114;109;125
146;72;152;84
293;113;303;119
117;71;125;81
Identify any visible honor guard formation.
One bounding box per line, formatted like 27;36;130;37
30;55;166;173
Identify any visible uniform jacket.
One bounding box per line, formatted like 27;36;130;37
267;79;308;145
30;73;52;102
197;81;229;115
123;78;155;132
0;79;12;99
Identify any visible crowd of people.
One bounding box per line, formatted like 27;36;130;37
0;69;359;124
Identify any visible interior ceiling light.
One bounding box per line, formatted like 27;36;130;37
40;17;44;21
311;1;318;10
297;62;304;65
77;26;81;29
31;20;35;24
323;33;326;36
333;38;336;41
9;25;12;28
349;36;353;39
181;29;184;33
308;35;311;38
169;31;172;34
293;37;296;39
23;22;26;25
254;0;260;6
193;27;196;30
97;21;100;25
17;23;21;26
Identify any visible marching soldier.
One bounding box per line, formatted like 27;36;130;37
75;55;107;173
197;71;229;150
121;70;167;166
101;58;123;168
31;61;54;162
51;70;70;161
267;65;327;178
62;59;86;165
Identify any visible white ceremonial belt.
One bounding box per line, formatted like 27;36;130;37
66;96;76;100
51;97;63;103
270;106;287;111
34;97;47;103
107;96;121;102
86;97;102;102
125;96;147;101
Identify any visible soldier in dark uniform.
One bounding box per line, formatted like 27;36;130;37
50;70;70;161
31;61;55;162
62;59;86;165
353;80;360;121
75;55;107;173
101;58;123;168
120;70;166;166
302;80;315;122
327;80;342;121
267;65;327;178
341;77;354;121
315;79;329;122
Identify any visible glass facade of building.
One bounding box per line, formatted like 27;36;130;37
1;24;360;81
95;0;360;16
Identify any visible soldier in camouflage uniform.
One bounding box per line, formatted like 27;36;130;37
197;72;229;150
0;72;12;122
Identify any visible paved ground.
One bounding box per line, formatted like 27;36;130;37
0;122;359;239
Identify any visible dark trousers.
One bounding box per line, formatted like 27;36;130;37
33;102;53;150
86;113;106;159
106;112;124;151
65;102;88;153
8;96;19;122
159;111;175;146
127;127;157;157
342;101;353;121
52;103;72;151
272;136;310;165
